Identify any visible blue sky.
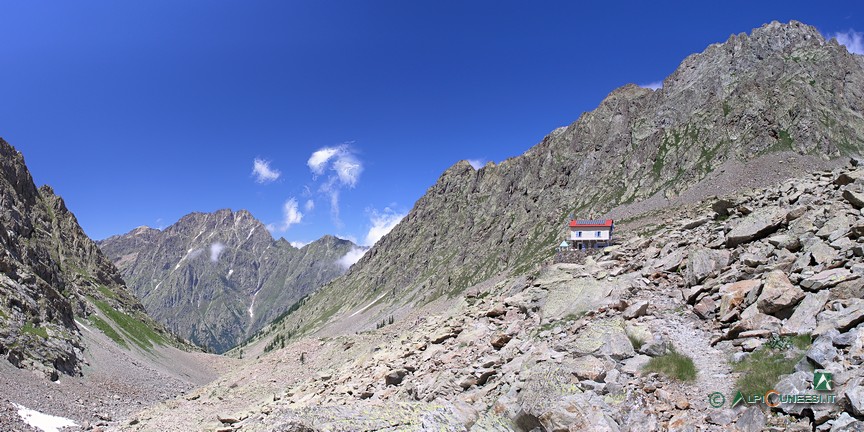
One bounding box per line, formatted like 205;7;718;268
2;1;862;247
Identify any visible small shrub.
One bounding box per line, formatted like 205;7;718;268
21;322;48;339
628;333;645;351
733;334;811;396
643;348;697;381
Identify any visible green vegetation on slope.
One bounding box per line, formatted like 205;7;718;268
92;299;166;351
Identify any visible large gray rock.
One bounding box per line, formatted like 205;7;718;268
800;269;859;291
814;299;864;336
685;248;731;286
757;270;805;315
782;291;830;335
735;406;766;432
726;207;786;247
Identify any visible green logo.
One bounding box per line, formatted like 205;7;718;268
708;392;725;408
814;372;833;391
732;390;745;408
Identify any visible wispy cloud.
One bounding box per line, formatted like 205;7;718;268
639;81;663;90
304;199;315;212
306;144;363;226
467;159;487;169
832;30;864;55
364;207;405;246
210;242;226;262
334;207;405;271
336;246;368;270
268;198;303;232
252;158;281;183
289;240;308;248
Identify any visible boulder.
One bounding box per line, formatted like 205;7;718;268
813;299;864;335
843;189;864;209
781;291;830;335
806;335;839;368
735;406;766;432
571;355;607;381
845;379;864;417
385;369;408;386
693;296;717;319
623;301;649;320
756;270;805;315
809;241;839;265
768;234;801;252
685;248;731;286
800;269;858;291
718;279;762;317
726;207;785;247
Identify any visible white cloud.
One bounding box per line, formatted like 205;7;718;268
467;159;486;169
304;199;315;212
363;208;405;246
306;144;364;226
252;158;281;183
271;198;303;232
639;81;663;90
832;30;864;55
289;240;308;248
336;246;369;270
210;242;226;262
307;147;341;175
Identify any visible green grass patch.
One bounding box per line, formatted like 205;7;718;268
92;299;165;351
21;322;49;339
733;334;810;396
88;315;128;348
643;348;697;381
628;333;645;351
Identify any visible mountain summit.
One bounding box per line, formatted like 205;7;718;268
99;210;356;352
259;20;864;339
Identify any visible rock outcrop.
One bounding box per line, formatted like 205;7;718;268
99;212;356;352
0;138;177;379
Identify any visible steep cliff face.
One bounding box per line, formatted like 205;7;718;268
256;21;864;340
99;211;355;352
0;139;173;379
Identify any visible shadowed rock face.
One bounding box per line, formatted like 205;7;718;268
265;21;864;338
0;138;156;378
99;211;356;353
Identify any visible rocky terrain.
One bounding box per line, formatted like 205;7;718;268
99;212;356;353
254;20;864;344
122;161;864;431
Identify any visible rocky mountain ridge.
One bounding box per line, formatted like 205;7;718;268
99;210;356;353
244;20;864;346
0;137;188;381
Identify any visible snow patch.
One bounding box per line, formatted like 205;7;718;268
349;293;386;318
13;403;77;432
74;320;91;333
247;227;256;240
227;269;234;278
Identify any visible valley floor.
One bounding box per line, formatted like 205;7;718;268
0;322;233;431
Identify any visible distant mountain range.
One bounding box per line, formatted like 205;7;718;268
98;211;356;352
